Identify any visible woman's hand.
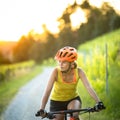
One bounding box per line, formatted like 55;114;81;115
94;101;106;111
35;109;47;118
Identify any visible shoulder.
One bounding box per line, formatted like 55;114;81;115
77;67;86;77
51;67;58;80
77;67;83;73
53;67;59;73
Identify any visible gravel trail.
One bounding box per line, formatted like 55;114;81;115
1;67;53;120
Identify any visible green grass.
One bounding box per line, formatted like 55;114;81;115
0;29;120;119
78;29;120;52
77;29;120;120
0;60;35;76
0;65;43;115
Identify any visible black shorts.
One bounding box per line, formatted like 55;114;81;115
50;96;82;112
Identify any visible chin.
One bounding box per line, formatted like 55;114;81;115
60;68;64;72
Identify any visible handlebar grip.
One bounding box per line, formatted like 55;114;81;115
35;111;55;119
35;109;47;117
47;113;56;119
35;112;40;117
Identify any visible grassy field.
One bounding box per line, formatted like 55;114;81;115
0;65;43;115
0;29;120;119
77;29;120;120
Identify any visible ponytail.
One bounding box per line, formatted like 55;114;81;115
71;61;77;69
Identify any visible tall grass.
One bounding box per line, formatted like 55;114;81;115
0;29;119;119
77;29;120;120
0;60;35;82
0;65;43;116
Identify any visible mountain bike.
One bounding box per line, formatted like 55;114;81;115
35;105;106;120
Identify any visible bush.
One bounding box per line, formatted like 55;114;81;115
0;73;4;81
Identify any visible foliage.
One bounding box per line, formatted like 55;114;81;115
12;31;58;63
42;58;57;67
1;1;120;64
0;51;11;65
0;60;35;81
0;65;43;116
0;51;3;64
0;29;120;119
12;36;36;62
77;29;120;120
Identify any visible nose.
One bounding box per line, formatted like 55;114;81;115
59;61;62;66
58;61;63;66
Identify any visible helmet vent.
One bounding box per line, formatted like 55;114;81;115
60;52;63;57
63;52;68;57
72;56;76;59
70;48;74;51
68;53;73;57
54;46;77;62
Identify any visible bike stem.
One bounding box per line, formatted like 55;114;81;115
65;113;74;120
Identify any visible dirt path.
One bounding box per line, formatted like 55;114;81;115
1;67;53;120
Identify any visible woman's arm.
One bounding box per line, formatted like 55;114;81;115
78;68;100;103
40;68;58;109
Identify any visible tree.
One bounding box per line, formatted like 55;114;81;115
101;2;120;31
0;51;3;64
58;1;79;31
28;41;46;63
11;1;120;64
13;35;35;62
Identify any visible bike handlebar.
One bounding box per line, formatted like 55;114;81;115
35;106;106;119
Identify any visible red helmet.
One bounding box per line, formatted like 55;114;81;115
54;46;78;62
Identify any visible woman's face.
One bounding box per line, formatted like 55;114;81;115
58;61;70;72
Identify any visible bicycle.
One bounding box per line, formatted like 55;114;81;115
35;105;106;120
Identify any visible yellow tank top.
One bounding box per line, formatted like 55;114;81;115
50;67;79;101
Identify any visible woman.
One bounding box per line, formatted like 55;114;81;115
37;46;104;120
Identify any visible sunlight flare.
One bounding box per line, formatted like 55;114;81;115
70;8;87;30
0;0;119;41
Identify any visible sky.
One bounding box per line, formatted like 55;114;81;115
0;0;120;42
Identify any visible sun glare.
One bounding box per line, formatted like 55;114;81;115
0;0;119;42
70;8;87;30
0;0;74;41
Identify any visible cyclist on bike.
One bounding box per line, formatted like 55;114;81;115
37;46;104;120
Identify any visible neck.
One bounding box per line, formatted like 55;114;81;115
62;69;71;74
